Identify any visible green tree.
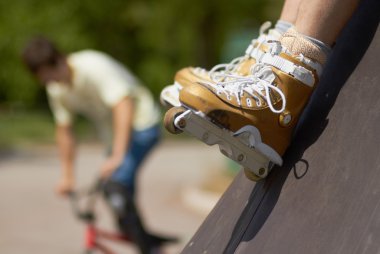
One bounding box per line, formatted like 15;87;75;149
0;0;282;109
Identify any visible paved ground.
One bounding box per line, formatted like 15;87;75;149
0;139;234;254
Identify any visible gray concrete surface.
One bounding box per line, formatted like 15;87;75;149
0;139;233;254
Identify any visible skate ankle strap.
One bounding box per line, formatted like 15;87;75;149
249;48;320;87
266;41;323;76
296;55;323;77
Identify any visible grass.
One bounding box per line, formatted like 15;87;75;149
0;108;195;150
0;110;96;148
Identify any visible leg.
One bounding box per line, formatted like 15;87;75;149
281;0;362;68
103;180;175;254
296;0;362;45
103;180;153;254
103;125;162;253
111;125;160;193
279;0;303;25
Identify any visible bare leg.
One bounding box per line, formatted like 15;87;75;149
295;0;362;45
279;0;303;24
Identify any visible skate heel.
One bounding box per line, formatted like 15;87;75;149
160;82;182;108
164;107;283;181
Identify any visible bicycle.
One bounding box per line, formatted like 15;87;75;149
68;179;132;254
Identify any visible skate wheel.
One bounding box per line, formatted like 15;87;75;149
243;168;263;182
164;107;186;134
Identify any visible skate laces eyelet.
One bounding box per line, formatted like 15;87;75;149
246;98;252;107
205;63;286;113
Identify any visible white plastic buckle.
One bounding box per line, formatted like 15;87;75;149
293;67;315;87
260;52;315;87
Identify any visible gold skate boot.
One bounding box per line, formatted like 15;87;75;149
160;22;281;108
164;31;324;181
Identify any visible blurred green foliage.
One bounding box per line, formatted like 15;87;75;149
0;0;282;110
0;110;97;146
0;111;55;146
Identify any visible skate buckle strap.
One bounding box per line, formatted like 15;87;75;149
248;39;323;87
297;54;323;77
251;50;317;87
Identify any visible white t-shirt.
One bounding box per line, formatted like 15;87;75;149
46;50;160;144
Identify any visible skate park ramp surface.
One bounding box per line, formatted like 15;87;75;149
181;1;380;253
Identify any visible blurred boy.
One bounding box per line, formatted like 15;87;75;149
22;37;173;253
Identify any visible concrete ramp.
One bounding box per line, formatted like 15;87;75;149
182;0;380;253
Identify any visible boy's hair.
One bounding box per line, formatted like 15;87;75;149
22;36;63;73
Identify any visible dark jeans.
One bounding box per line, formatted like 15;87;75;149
111;124;160;194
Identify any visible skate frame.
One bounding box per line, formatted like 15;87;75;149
174;109;277;178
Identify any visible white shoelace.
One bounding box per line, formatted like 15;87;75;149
208;56;247;82
206;63;286;114
193;55;248;83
